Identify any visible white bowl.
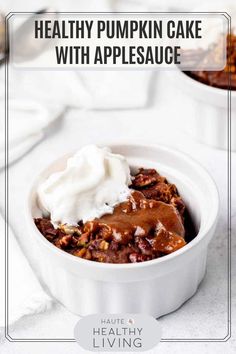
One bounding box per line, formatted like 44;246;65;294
172;69;235;151
26;144;219;318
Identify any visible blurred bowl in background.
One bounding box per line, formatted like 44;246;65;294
0;12;6;63
170;68;235;151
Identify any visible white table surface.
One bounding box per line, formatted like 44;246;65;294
0;0;236;353
0;69;235;354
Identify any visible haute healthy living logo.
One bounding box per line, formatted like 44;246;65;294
74;314;162;351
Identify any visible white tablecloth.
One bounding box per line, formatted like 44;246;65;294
0;70;235;354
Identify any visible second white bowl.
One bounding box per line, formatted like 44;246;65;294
171;69;235;151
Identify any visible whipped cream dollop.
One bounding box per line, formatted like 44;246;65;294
37;145;132;226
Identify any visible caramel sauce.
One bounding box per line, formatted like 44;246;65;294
85;191;185;245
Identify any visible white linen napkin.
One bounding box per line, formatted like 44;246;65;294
8;70;152;110
0;98;63;169
0;214;52;327
0;69;152;168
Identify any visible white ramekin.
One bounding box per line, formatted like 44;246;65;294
171;69;235;151
26;144;219;318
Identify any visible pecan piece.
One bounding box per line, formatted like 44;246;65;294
58;224;81;235
77;232;90;246
99;240;109;251
129;253;152;263
132;173;157;188
34;218;55;236
73;248;92;260
135;237;153;256
150;227;186;254
55;235;72;249
97;224;113;240
171;196;185;216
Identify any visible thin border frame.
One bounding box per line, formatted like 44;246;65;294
4;11;231;343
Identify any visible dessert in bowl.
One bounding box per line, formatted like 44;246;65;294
35;145;190;264
173;32;236;151
27;143;219;317
185;33;236;91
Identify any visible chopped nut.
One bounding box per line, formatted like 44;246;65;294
96;224;113;240
139;198;149;209
84;221;98;233
77;232;90;246
121;201;133;213
129;253;151;263
59;224;81;235
99;240;109;251
109;241;119;251
171;196;185;216
84;249;92;260
56;235;72;249
73;248;86;258
135;237;153;256
150;227;186;254
132;173;157;188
